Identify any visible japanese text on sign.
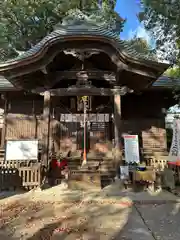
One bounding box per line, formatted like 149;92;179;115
60;113;109;122
123;135;140;164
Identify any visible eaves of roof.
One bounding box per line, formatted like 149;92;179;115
0;75;178;91
152;76;180;88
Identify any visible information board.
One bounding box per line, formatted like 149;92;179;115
6;139;38;161
91;122;107;131
169;119;180;163
124;135;140;163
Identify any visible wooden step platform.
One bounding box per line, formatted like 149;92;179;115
70;168;116;189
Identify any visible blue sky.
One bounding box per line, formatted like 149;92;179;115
115;0;152;43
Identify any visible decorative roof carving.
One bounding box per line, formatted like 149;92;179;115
76;71;89;81
63;49;99;61
73;79;92;89
54;9;118;31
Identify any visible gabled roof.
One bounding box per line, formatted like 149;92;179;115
0;20;168;72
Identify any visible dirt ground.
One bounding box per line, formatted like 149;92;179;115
0;183;132;240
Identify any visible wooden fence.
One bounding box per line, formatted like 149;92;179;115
0;160;42;190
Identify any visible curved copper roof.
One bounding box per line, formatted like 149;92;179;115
0;21;169;72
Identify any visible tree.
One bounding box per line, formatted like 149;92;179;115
139;0;180;103
0;0;124;62
138;0;179;64
164;66;180;79
128;36;157;60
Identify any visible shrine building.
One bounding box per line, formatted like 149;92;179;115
0;18;176;168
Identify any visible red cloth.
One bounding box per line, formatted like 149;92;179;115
51;158;68;169
57;159;68;168
168;161;180;166
51;159;57;168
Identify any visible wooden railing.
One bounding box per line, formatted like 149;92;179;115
0;160;41;190
19;165;41;188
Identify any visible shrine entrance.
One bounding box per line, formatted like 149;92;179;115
49;95;113;157
59;112;111;150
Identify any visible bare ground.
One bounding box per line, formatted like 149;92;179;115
0;183;132;240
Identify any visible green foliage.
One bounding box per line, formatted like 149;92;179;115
139;0;180;101
164;67;180;79
128;36;157;60
140;0;180;27
0;0;123;62
139;0;179;64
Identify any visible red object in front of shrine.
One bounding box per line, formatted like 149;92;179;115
51;158;68;169
168;161;180;166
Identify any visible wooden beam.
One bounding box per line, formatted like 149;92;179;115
36;87;132;96
46;70;116;88
61;68;156;82
54;70;116;81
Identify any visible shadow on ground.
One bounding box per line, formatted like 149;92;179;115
0;182;180;240
0;190;26;201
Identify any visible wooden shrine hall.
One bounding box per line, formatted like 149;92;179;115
0;17;176;189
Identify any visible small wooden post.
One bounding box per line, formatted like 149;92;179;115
42;91;51;167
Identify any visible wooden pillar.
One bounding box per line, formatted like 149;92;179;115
114;87;122;149
1;94;8;148
42;91;51;167
113;86;123;177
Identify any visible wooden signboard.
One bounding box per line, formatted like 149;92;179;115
5;139;38;161
142;127;167;149
60;113;109;122
91;122;107;131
